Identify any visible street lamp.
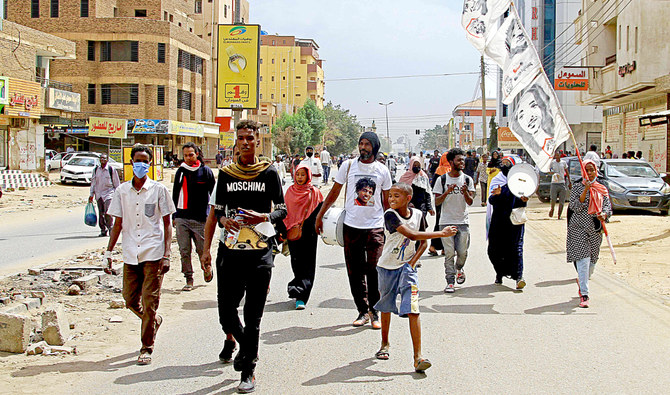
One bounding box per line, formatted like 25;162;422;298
379;101;393;153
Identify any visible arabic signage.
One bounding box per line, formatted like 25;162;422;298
45;126;88;134
4;78;43;118
46;88;81;112
216;24;260;110
619;61;636;77
0;77;8;105
131;119;169;134
88;117;128;139
219;131;235;149
554;68;588;91
497;127;523;149
169;120;204;137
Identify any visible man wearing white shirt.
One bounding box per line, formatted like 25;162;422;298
584;145;600;164
320;147;331;185
300;146;322;185
105;145;176;366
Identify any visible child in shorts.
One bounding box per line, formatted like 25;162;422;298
374;182;457;373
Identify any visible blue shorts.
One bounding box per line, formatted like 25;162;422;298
374;263;419;317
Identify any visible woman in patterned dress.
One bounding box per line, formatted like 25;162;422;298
566;159;612;308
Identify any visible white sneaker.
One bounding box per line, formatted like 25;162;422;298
444;284;455;293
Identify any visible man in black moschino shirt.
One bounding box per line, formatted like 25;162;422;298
202;120;286;394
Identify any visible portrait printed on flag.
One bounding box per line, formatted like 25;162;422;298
461;0;511;51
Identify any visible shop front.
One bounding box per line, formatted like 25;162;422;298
1;77;44;171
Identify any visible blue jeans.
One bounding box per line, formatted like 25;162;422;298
322;165;330;183
440;224;470;285
575;257;596;296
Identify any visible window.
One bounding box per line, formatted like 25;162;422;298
157;86;165;106
618;25;621;49
31;0;39;18
50;0;58;17
223;5;227;18
101;84;138;105
626;26;629;51
260;59;263;64
113;7;118;17
282;76;286;81
100;41;138;62
177;89;191;110
260;94;262;99
272;40;275;45
87;41;95;61
157;43;165;63
271;76;274;82
271;94;274;99
271;59;275;64
282;94;286;98
296;94;301;97
195;1;202;14
283;58;286;63
80;0;88;17
178;50;203;74
169;14;173;22
87;84;95;104
296;76;301;79
259;76;262;81
135;9;147;17
464;111;470;116
164;11;168;20
635;27;638;53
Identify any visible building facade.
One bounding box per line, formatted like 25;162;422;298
497;0;602;154
575;0;670;172
453;98;497;149
7;0;220;161
0;18;76;171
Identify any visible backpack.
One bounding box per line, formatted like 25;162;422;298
93;165;117;187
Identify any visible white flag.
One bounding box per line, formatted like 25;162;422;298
483;6;541;104
508;73;571;172
461;0;511;51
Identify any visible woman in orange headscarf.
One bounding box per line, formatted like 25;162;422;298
566;159;611;308
428;152;451;256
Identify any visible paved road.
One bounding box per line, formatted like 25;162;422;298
11;206;670;393
0;207;107;274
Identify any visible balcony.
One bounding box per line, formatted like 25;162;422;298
307;64;317;73
35;76;73;92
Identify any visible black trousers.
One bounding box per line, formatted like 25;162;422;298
216;242;273;373
343;224;384;315
287;205;321;303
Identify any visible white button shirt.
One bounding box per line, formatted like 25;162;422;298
108;178;176;265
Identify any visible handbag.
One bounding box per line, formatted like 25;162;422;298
509;197;527;225
287;198;311;241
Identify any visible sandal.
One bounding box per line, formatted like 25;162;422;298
414;358;432;373
182;283;194;292
137;352;152;365
203;264;213;283
375;346;390;360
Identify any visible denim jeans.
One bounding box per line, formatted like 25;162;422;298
322;165;330;183
441;224;470;285
575;256;596;296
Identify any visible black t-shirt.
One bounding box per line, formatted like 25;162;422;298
464;157;478;177
384;210;426;234
429;156;440;173
213;166;286;219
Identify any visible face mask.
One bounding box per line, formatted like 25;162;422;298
501;165;512;176
412;167;420;174
306;152;313;157
133;162;150;178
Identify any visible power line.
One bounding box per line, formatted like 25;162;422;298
325;71;479;82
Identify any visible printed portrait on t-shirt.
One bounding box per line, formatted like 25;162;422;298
354;176;376;207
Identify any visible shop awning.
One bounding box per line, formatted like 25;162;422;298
639;110;670;127
168;121;204;137
199;121;221;138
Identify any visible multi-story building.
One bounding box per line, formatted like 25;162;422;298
0;18;76;171
575;0;670;172
7;0;220;161
255;34;325;119
453;98;497;149
497;0;602;154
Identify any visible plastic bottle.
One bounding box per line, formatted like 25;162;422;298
225;210;244;245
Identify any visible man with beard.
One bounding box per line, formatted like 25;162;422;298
315;132;392;329
300;146;322;185
432;148;475;293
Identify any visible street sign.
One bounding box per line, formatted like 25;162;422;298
216;24;260;110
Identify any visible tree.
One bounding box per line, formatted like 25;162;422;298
298;99;327;146
322;102;361;156
418;125;449;151
488;118;498;152
271;112;312;155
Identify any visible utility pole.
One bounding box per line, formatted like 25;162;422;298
480;55;487;148
379;102;393;153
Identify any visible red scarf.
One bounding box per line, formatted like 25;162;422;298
283;164;324;230
581;159;609;214
177;160;201;210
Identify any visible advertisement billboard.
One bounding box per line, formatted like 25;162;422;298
169;121;204;137
88;117;128;139
131;119;169;134
216;24;260;110
554;68;588;91
497;127;523;149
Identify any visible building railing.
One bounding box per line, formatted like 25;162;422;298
35;76;73;92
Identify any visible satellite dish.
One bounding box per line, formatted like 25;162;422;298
507;163;538;198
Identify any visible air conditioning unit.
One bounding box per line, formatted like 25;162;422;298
10;118;27;128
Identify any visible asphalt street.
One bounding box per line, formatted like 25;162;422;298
13;204;670;394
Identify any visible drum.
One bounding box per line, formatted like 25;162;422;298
321;207;345;247
507;163;539;198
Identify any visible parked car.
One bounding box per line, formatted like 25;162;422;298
60;154;123;184
536;157;575;203
60;151;106;168
45;150;65;172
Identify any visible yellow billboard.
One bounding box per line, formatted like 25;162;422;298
217;24;260;110
88;117;128;139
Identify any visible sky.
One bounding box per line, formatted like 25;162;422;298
251;0;499;148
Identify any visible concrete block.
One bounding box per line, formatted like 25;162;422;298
42;305;69;346
21;298;41;310
31;291;46;299
28;268;43;275
0;312;32;353
1;303;28;315
72;274;100;290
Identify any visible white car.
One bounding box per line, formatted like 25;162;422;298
45;150;65;172
60;155;123;184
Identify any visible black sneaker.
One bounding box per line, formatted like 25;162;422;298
219;339;237;363
237;370;256;393
494;275;503;285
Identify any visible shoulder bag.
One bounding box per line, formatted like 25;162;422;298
287;193;312;241
509;197;528;225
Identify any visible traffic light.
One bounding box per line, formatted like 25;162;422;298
415;129;420;135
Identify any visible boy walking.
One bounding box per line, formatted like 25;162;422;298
374;182;456;373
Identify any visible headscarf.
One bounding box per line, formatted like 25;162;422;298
221;155;272;181
283;164;324;230
398;156;431;192
581;159;609;215
500;156;517;177
359;132;381;157
435;152;451;176
488;152;502;168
